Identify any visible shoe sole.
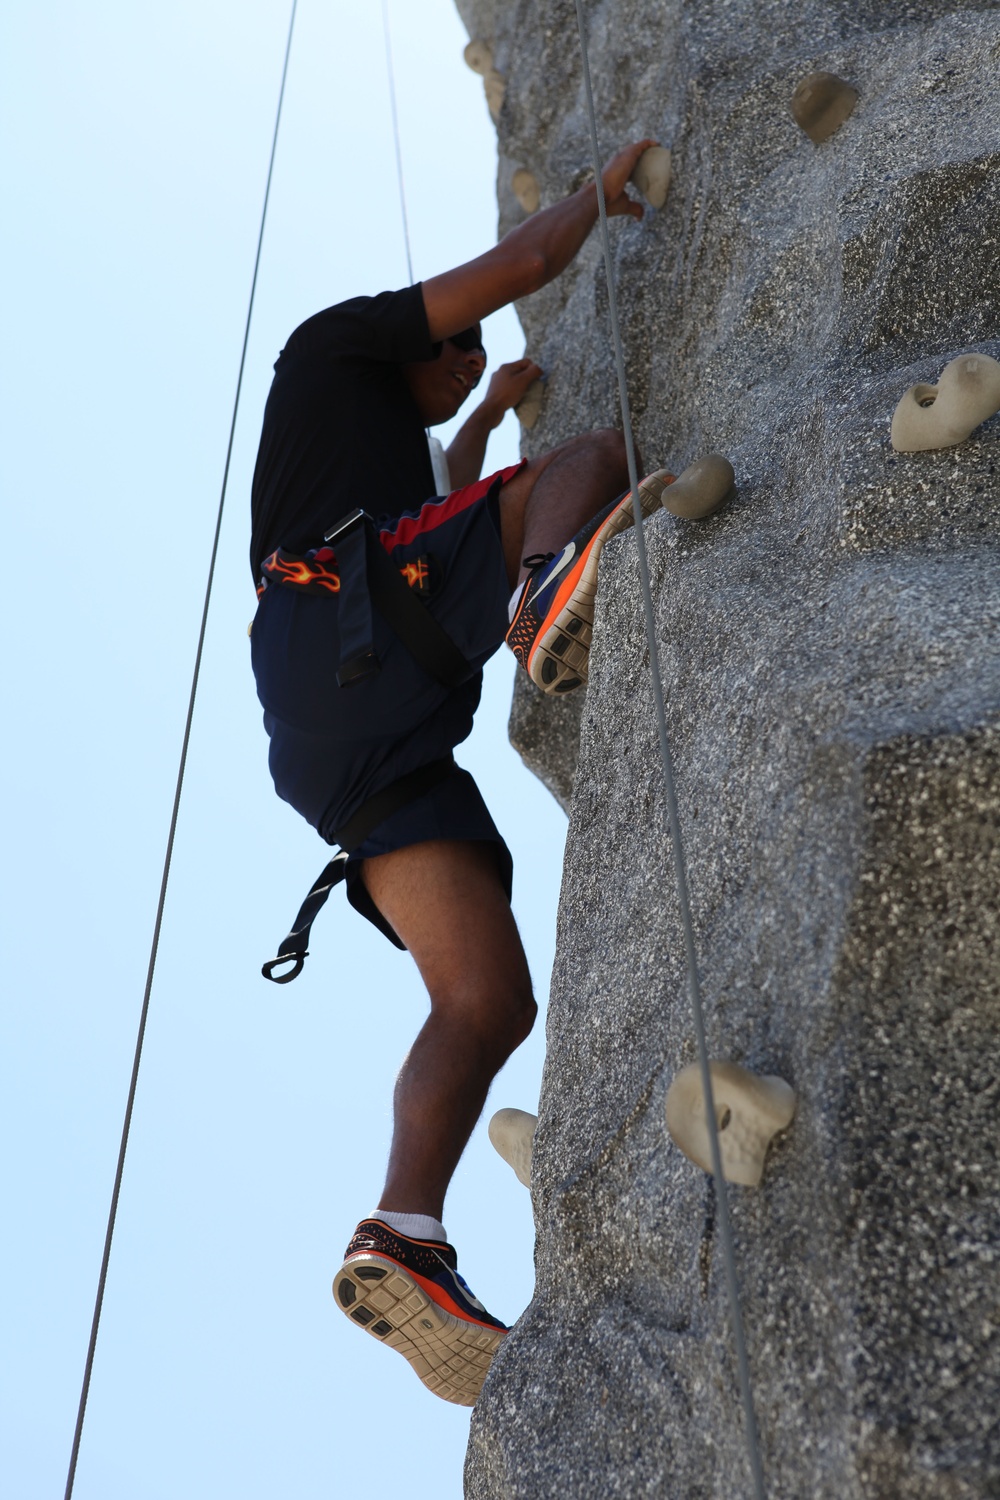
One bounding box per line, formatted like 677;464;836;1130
525;470;675;694
333;1252;506;1407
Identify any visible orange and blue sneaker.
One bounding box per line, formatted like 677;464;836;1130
505;468;676;694
333;1219;508;1407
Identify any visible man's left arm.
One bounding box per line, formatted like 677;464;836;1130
446;358;542;487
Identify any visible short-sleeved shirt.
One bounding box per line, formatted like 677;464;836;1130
250;283;437;579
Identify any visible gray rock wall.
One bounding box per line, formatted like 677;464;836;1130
455;2;1000;1495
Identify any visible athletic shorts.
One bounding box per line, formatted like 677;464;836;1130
251;461;525;945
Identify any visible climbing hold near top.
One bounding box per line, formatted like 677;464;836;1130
630;145;672;209
660;454;735;519
463;38;493;76
512;168;540;214
791;71;858;144
463;38;505;123
890;352;1000;452
484;67;506;123
488;1108;536;1188
516;376;545;429
665;1061;796;1187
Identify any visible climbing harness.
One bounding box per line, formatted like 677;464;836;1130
62;5;299;1498
258;501;481;986
572;4;767;1495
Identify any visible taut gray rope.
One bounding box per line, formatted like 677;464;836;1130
381;0;415;285
63;4;298;1495
572;4;767;1495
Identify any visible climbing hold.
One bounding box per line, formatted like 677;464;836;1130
484;67;506;123
630;145;672;209
463;38;493;76
791;71;858;144
488;1108;536;1188
512;168;540;214
516;377;545;429
660;454;735;519
665;1061;795;1186
463;39;505;123
890;352;1000;452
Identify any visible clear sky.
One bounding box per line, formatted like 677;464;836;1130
1;4;568;1495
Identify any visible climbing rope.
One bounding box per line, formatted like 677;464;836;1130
572;5;767;1495
62;6;298;1496
380;1;451;495
381;0;415;285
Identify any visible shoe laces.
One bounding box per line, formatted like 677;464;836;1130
522;552;555;572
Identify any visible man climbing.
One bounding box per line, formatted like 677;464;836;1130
249;137;670;1406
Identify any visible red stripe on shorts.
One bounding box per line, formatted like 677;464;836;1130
379;460;526;552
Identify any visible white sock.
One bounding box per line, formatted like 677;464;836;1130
508;581;526;624
368;1209;447;1243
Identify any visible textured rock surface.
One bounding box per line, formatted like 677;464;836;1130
457;2;1000;1496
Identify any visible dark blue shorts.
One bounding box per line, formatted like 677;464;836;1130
251;462;524;945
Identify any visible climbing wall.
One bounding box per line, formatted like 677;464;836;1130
455;1;1000;1495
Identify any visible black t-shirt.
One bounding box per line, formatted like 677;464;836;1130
249;284;436;579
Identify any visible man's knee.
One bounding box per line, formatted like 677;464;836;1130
587;426;630;478
506;988;538;1050
488;983;537;1063
430;969;537;1056
588;426;626;457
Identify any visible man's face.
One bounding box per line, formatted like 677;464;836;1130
402;334;486;425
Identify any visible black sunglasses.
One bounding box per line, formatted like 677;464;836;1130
448;326;486;360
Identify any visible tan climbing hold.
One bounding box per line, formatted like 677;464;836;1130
791;71;858;144
891;352;1000;452
463;38;493;76
660;454;734;519
488;1108;536;1188
516;377;545;429
484;68;506;123
630;145;672;209
665;1061;796;1187
512;168;540;214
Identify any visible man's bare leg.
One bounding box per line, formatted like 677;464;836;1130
360;839;537;1221
497;427;638;589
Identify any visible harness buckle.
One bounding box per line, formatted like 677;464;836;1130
324;508;370;546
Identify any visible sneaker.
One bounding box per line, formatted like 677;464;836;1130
505;469;675;694
333;1218;508;1407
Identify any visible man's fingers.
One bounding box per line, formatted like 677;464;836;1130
605;192;645;221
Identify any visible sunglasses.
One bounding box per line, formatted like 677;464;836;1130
448;326;486;360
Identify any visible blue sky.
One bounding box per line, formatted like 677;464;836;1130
1;4;568;1494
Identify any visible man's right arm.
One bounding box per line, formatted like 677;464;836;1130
421;140;658;342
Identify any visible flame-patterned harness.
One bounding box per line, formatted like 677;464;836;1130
258;544;436;600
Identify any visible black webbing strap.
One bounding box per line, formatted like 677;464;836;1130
325;509;471;690
261;756;455;983
330;515;379;686
261;855;349;984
